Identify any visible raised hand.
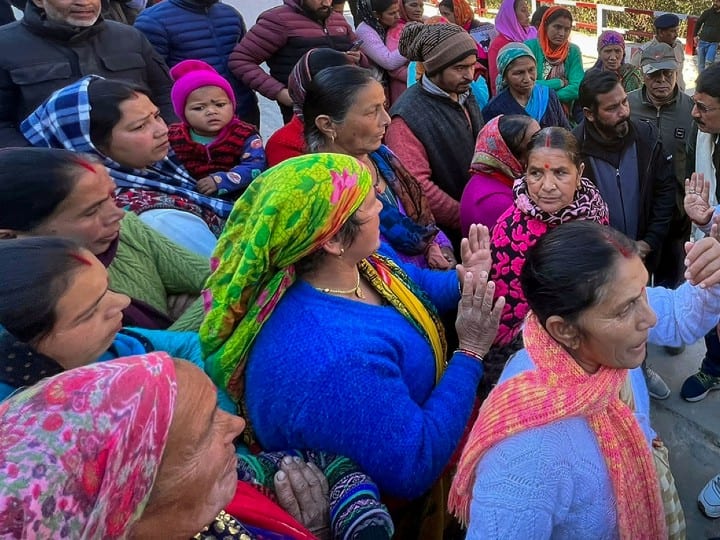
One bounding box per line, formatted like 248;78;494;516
684;215;720;288
685;172;714;225
456;223;492;289
455;271;505;358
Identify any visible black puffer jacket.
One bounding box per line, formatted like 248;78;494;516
0;1;174;147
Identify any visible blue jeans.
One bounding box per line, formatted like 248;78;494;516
697;40;718;72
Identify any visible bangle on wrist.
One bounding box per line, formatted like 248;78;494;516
455;348;484;362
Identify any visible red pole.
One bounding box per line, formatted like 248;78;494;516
686;16;698;55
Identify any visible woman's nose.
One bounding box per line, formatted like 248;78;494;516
540;174;556;190
223;411;246;441
110;291;131;313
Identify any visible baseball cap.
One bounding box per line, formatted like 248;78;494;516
640;42;678;74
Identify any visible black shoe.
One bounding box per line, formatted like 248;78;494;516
663;345;686;356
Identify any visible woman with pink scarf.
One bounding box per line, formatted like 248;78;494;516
488;0;537;95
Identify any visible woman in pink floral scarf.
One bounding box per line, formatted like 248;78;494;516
483;127;608;387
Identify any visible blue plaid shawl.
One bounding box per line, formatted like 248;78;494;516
20;76;234;219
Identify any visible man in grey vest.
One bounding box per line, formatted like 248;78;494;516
385;22;484;234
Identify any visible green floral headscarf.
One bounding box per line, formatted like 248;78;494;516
200;153;373;398
496;42;536;92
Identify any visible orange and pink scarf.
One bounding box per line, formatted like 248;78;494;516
448;312;666;538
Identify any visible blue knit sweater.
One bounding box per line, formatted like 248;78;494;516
245;262;483;500
134;0;258;123
466;281;720;539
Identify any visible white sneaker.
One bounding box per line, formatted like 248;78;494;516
699;474;720;518
644;366;671;400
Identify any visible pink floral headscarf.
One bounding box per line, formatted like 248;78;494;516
0;353;177;538
469;115;525;181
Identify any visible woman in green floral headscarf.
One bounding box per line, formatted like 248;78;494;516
201;153;375;395
199;153;504;537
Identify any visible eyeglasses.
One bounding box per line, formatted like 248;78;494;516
693;100;720;114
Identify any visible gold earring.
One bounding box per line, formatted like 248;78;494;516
339;248;345;257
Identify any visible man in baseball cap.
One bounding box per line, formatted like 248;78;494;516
628;41;695;370
630;13;686;92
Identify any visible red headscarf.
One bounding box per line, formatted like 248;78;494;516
451;0;475;28
537;5;572;62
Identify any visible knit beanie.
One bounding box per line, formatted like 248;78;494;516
398;22;477;76
170;60;236;123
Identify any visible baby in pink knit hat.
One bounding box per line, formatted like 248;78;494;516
168;59;266;198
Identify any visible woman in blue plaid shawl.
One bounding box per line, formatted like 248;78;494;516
21;76;233;256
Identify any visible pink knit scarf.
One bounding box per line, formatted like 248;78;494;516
448;313;666;538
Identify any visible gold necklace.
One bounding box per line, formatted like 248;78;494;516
315;269;365;299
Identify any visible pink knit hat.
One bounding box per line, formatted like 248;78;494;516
170;59;236;123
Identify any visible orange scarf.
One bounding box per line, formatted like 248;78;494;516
538;5;571;63
448;312;666;538
452;0;474;27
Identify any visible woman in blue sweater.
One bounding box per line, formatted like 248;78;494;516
200;153;505;537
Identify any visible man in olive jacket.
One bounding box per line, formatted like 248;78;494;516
0;0;174;147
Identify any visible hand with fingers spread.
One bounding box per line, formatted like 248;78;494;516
456;223;493;289
684;216;720;288
685;172;715;226
274;456;330;539
455;271;505;359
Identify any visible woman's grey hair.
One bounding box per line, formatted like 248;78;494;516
302;65;376;153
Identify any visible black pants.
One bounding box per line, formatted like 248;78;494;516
653;214;691;289
701;328;720;376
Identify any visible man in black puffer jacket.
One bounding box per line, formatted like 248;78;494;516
0;0;174;147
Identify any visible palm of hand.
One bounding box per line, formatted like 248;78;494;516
685;193;713;224
462;250;492;275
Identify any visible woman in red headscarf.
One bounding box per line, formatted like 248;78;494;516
438;0;497;73
525;6;585;123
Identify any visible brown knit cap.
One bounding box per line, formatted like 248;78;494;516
399;22;478;76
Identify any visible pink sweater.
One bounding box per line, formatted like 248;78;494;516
459;170;514;236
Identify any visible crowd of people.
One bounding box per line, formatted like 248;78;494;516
2;0;720;536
